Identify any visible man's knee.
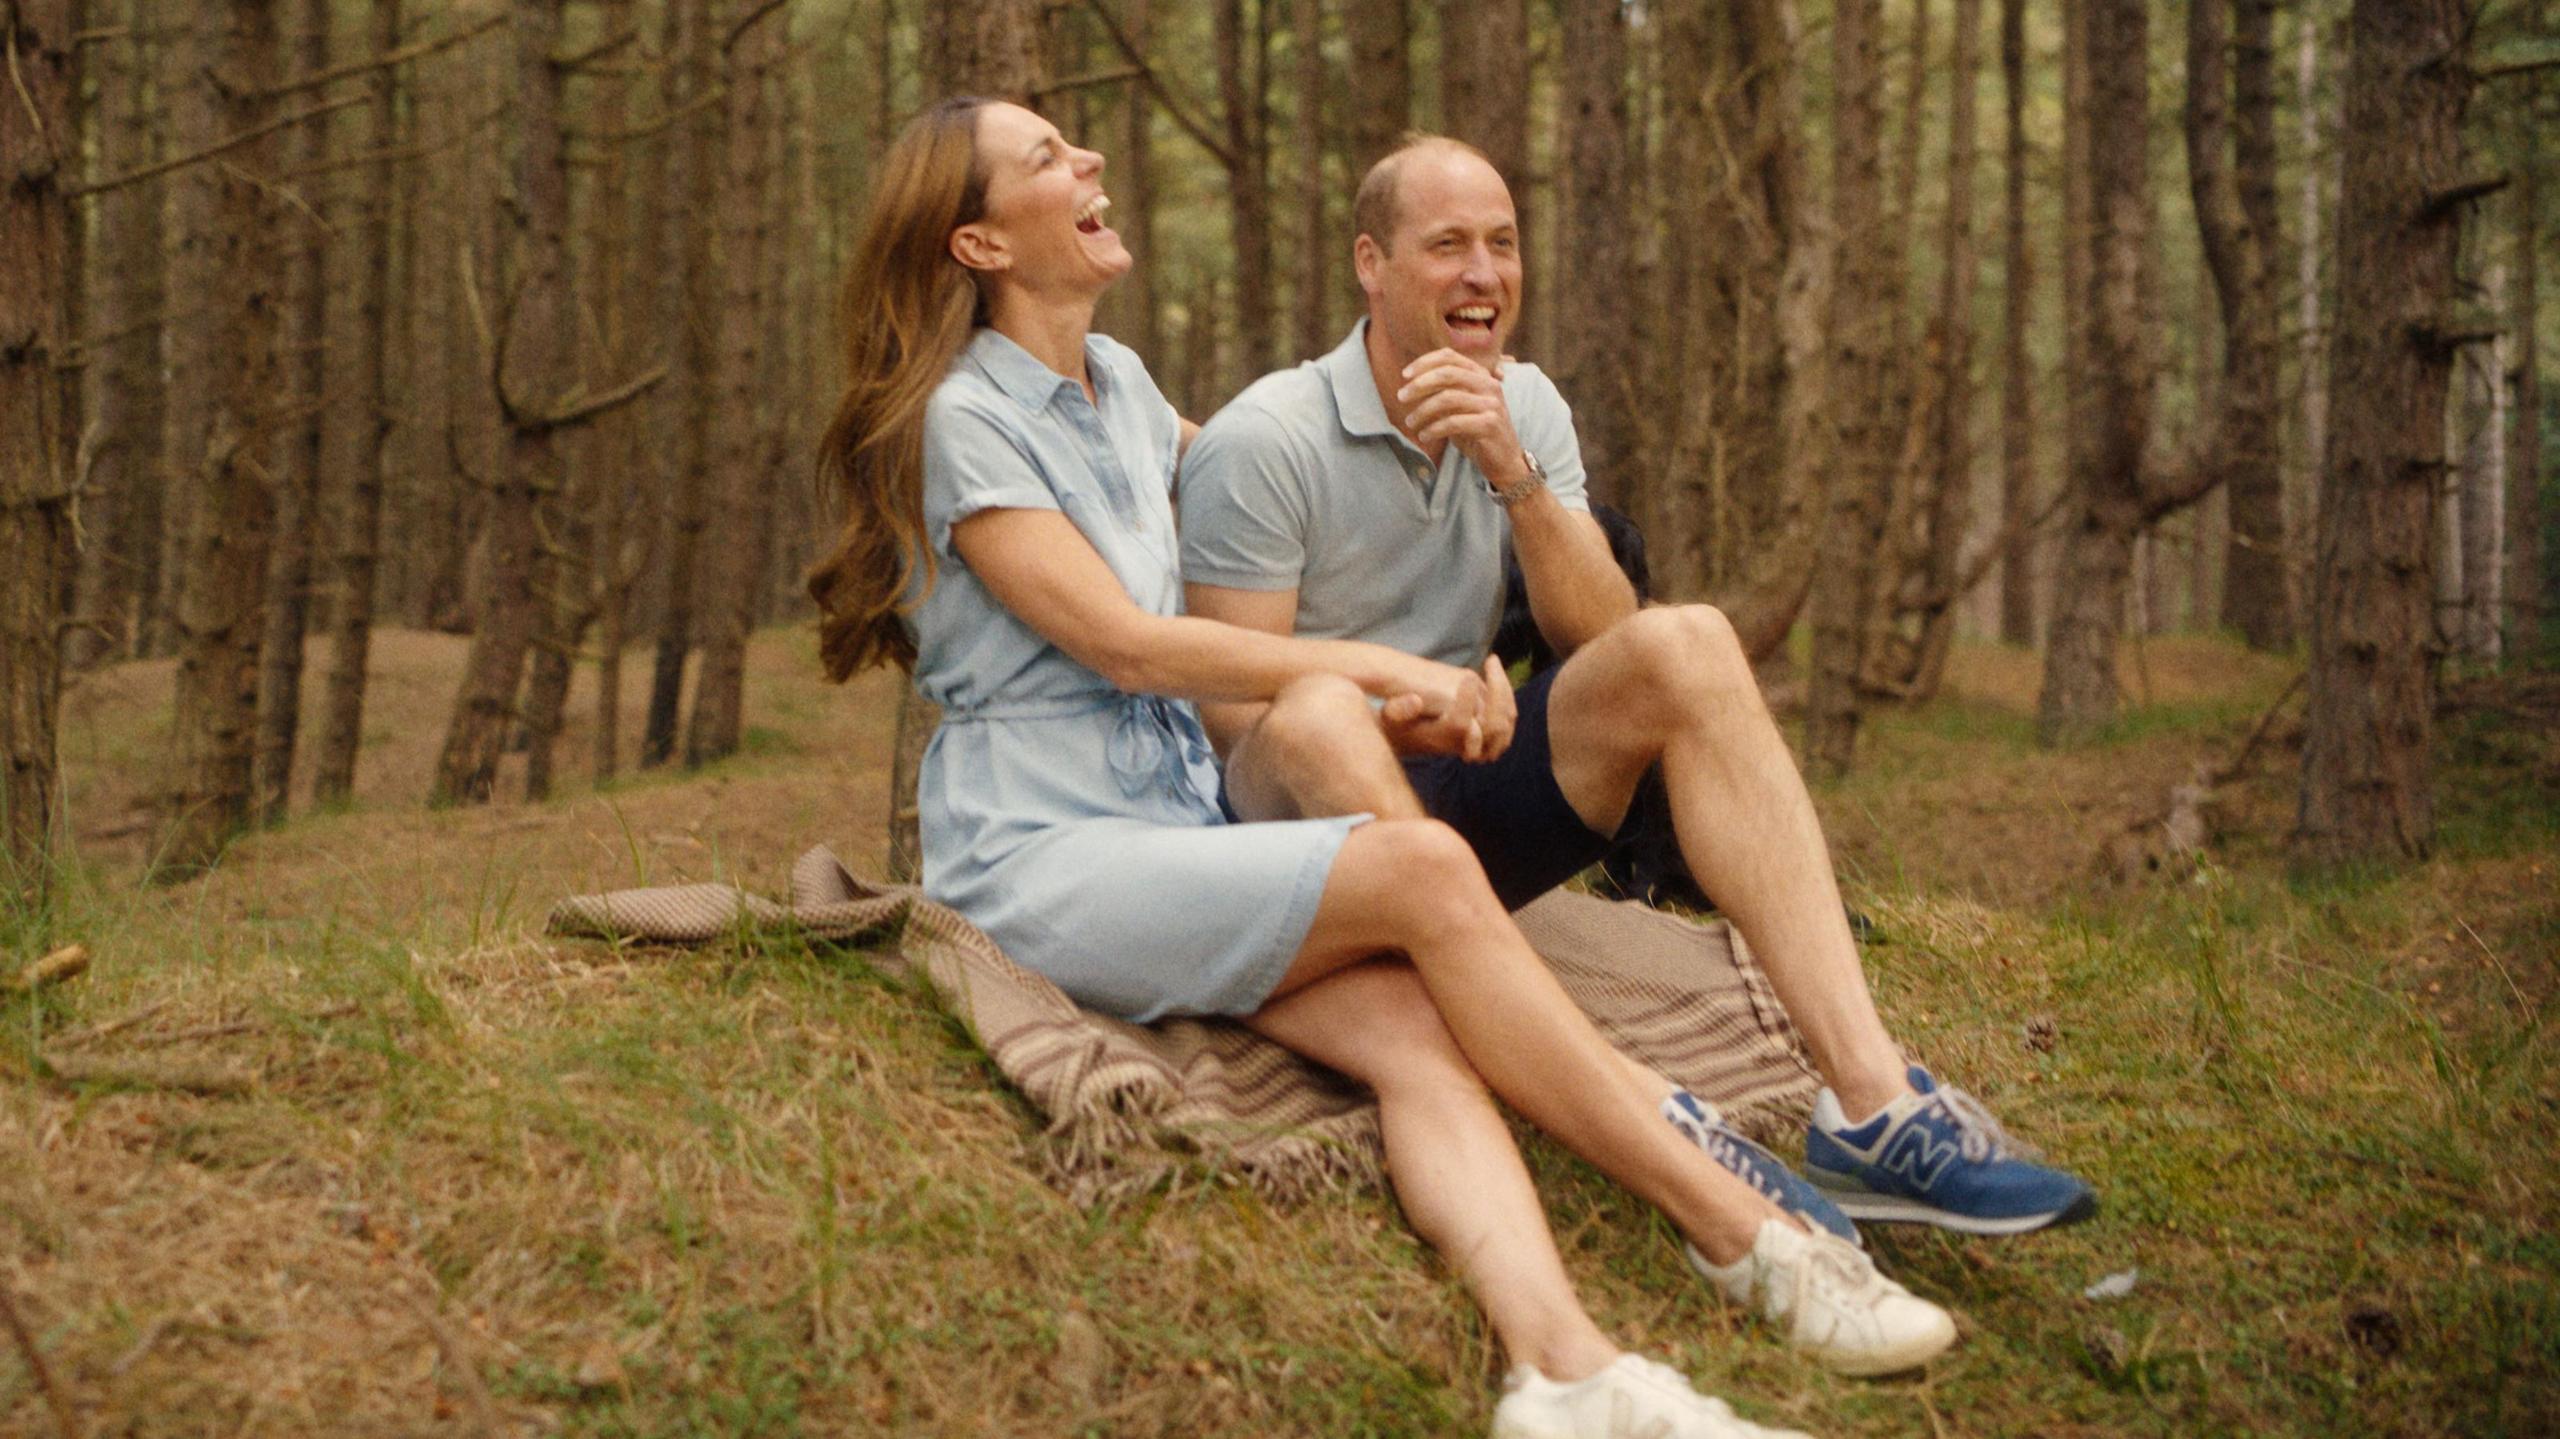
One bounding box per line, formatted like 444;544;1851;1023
1588;605;1756;720
1252;673;1385;772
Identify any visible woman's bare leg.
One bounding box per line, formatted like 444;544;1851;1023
1244;959;1617;1381
1276;816;1791;1267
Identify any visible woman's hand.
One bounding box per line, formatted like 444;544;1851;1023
1379;656;1517;763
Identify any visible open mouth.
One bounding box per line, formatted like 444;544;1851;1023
1446;303;1498;338
1074;193;1112;236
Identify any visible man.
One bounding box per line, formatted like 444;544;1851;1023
1178;134;2094;1242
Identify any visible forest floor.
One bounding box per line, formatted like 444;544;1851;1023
4;627;2555;1438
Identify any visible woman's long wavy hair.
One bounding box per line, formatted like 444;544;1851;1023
809;96;992;680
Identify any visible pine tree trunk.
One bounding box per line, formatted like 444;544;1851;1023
1216;0;1275;383
1342;0;1405;174
1557;0;1636;509
591;0;643;787
1898;0;1983;700
432;0;573;805
251;0;335;825
1104;0;1161;359
1996;0;2037;645
311;0;403;808
1441;0;1528;351
2296;0;2474;862
683;8;783;768
1292;0;1329;358
164;0;283;871
2035;0;2155;744
2;0;78;900
2290;8;2327;639
642;0;714;767
2455;267;2505;664
2193;0;2291;651
1806;0;1888;776
69;7;165;670
2506;15;2543;659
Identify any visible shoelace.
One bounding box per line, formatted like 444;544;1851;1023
1929;1083;2043;1163
1782;1228;1889;1344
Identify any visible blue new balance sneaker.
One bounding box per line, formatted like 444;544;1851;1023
1663;1091;1862;1245
1804;1066;2096;1234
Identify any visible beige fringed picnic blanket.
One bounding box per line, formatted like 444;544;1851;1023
548;845;1820;1204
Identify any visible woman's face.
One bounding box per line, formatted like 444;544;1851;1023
953;102;1130;297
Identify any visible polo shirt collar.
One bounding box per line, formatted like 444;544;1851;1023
964;326;1103;412
1322;319;1402;441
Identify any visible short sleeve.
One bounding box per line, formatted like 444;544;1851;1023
1506;365;1592;513
921;389;1058;553
1177;403;1313;591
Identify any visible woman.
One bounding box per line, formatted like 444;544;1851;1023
810;97;1950;1439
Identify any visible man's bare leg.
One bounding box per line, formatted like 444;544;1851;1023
1226;675;1673;1105
1542;605;1912;1121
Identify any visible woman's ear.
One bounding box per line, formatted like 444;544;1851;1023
950;222;1007;275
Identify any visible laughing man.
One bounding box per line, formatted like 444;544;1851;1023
1177;134;2096;1249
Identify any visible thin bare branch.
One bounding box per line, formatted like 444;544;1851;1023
261;11;506;101
1077;0;1236;169
72;93;367;198
722;0;792;53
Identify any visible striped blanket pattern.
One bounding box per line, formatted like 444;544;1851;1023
548;845;1821;1204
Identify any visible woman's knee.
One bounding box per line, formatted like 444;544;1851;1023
1359;818;1501;931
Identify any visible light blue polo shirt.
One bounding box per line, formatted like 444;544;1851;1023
1176;320;1591;669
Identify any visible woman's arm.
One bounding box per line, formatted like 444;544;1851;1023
952;507;1502;755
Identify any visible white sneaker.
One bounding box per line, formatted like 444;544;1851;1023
1686;1219;1958;1376
1489;1353;1816;1439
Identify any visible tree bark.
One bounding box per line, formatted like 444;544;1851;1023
2455;265;2505;663
311;0;403;808
642;0;715;767
2295;0;2474;863
590;0;644;787
683;5;784;768
2190;0;2291;651
1556;0;1637;509
251;0;335;825
431;0;573;805
1292;0;1329;357
1106;0;1161;359
2291;5;2326;639
2035;0;2160;745
69;5;166;670
1806;0;1888;776
2;0;78;901
1441;0;1528;351
1996;0;2036;645
2507;5;2544;658
164;0;283;871
1215;0;1275;381
1341;0;1404;175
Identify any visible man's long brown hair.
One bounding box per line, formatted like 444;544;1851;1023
809;97;991;680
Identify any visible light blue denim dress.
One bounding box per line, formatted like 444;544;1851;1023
910;329;1366;1023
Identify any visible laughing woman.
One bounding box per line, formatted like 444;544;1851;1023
809;96;1947;1439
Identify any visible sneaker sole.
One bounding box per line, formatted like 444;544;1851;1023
1806;1182;2099;1235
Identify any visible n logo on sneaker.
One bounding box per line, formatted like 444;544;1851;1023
1880;1125;1961;1188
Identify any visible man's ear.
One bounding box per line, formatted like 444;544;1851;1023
1351;233;1382;296
950;221;1007;275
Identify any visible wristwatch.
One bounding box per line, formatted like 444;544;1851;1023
1488;449;1547;508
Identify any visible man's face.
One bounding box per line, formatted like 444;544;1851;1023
1355;149;1523;369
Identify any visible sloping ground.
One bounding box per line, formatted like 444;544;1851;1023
3;632;2553;1437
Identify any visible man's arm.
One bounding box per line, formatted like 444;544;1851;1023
1397;352;1635;656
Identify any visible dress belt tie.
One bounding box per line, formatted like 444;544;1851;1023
938;690;1217;802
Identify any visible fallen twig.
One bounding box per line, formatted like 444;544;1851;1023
5;946;90;994
41;1054;256;1096
0;1282;77;1439
45;999;168;1048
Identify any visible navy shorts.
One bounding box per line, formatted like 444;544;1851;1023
1221;665;1620;911
1399;665;1619;910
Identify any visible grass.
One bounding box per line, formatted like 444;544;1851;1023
2;628;2553;1436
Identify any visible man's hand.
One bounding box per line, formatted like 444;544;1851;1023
1381;656;1517;762
1397;349;1531;493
